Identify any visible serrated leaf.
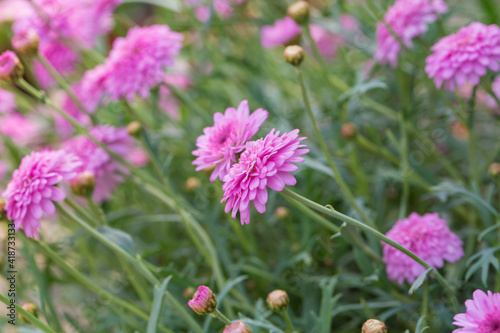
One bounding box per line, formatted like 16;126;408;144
409;268;432;295
97;226;138;255
147;276;172;333
466;247;500;285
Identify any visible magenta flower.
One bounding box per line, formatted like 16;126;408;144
221;129;308;225
100;25;183;101
0;50;22;81
0;88;16;113
382;212;464;285
188;285;217;315
453;290;500;333
0;113;43;146
309;24;343;60
426;22;500;91
1;150;81;239
375;0;447;67
192;100;268;182
261;17;301;49
63;125;132;203
224;321;253;333
34;42;79;88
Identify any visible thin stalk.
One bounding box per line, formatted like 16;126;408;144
421;281;429;323
295;67;375;228
87;198;106;226
399;114;409;220
65;197;98;227
467;88;479;188
281;310;295;332
118;256;152;309
211;308;232;326
0;293;57;333
281;188;460;311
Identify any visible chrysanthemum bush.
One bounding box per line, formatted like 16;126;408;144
1;0;500;332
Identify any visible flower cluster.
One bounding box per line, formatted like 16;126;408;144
375;0;447;67
453;289;500;333
382;212;464;284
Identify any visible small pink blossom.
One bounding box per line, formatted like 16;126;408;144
261;17;301;49
195;6;211;22
221;129;308;225
426;22;500;91
382;212;464;285
2;150;81;239
128;148;150;167
309;24;343;60
0;113;43;146
453;290;500;333
192;100;268;182
0;50;22;81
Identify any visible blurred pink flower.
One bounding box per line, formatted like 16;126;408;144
2;150;81;239
214;0;233;18
0;0;31;23
221;129;308;225
158;73;191;120
192;100;268;182
0;88;16;113
375;0;447;67
63;125;132;203
0;160;8;180
0;51;22;81
339;14;358;31
34;42;79;88
426;22;500;91
452;289;500;333
382;212;463;285
261;17;301;49
128;148;150;167
0;113;43;146
195;6;211;22
100;25;184;101
309;24;343;60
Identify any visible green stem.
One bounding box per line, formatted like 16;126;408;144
211;308;232;326
399;112;409;220
295;67;375;228
281;310;295;332
118;256;152;308
467;87;479;189
0;293;57;333
421;281;429;323
281;188;460;311
87;198;106;226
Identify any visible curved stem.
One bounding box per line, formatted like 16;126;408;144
0;293;57;333
211;308;232;326
281;310;295;332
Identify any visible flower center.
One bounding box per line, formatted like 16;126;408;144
480;314;500;333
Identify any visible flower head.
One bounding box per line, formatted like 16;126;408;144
12;28;39;55
426;22;500;91
309;24;343;60
0;50;23;81
362;319;387;333
63;125;132;203
382;212;464;284
375;0;447;67
34;42;79;88
188;286;217;315
261;17;301;48
221;129;308;225
224;321;253;333
267;290;289;312
1;150;81;239
192;100;268;182
100;25;184;101
453;290;500;333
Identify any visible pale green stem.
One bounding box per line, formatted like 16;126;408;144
118;256;152;309
467;88;479;188
0;293;57;333
210;308;232;326
281;310;295;332
295;67;375;228
87;197;106;226
421;281;430;323
281;188;460;311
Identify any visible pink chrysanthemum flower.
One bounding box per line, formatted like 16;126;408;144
100;25;183;101
0;50;22;81
221;129;308;225
382;212;464;285
375;0;447;67
453;290;500;333
426;22;500;91
192;100;268;182
188;285;217;315
0;88;16;113
63;125;132;203
309;24;343;60
1;150;81;239
261;17;301;49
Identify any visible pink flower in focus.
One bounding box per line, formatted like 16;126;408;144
1;150;81;239
0;88;16;113
426;22;500;91
100;25;184;101
0;113;43;146
261;17;301;49
309;24;343;60
375;0;447;67
63;125;132;203
192;100;268;182
452;290;500;333
221;129;308;225
382;212;464;285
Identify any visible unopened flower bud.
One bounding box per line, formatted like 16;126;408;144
274;206;290;220
224;321;253;333
266;290;289;312
0;198;6;220
341;123;358;140
19;303;38;323
202;164;216;176
287;1;310;25
188;285;217;315
362;319;387;333
284;45;304;66
185;177;201;192
12;29;39;56
183;287;195;299
450;121;468;140
0;51;24;82
126;121;142;137
489;163;500;179
70;171;95;197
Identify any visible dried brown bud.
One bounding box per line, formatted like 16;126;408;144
284;45;304;66
450;121;468;140
489;163;500;179
183;287;195;299
19;303;38;323
341;123;358;140
287;1;310;25
362;319;387;333
70;171;95;198
266;290;289;312
274;206;290;220
126;121;142;137
0;198;6;221
185;177;201;192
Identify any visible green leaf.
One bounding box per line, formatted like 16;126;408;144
466;247;500;285
409;268;432;295
415;316;429;333
97;226;138;255
122;0;181;12
147;276;173;333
